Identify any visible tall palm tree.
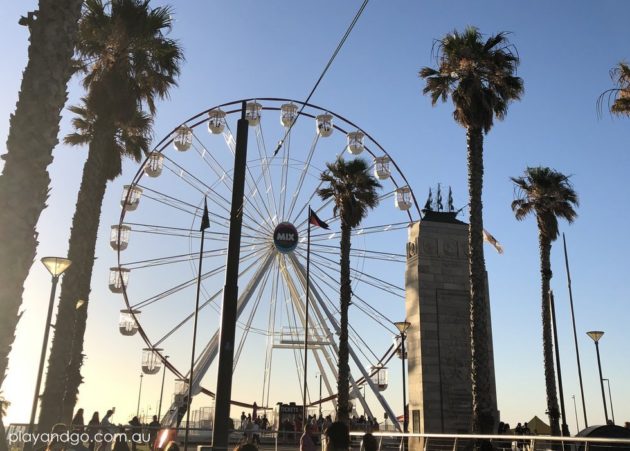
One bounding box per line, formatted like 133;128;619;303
511;167;578;436
0;0;82;412
599;62;630;116
317;157;380;424
419;27;523;434
38;0;183;431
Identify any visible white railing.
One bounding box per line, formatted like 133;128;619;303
347;432;630;451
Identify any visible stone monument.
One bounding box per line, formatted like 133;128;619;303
404;206;498;436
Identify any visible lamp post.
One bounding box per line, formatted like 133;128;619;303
572;395;580;432
27;257;71;440
394;321;411;435
316;373;322;418
602;379;615;425
157;356;169;422
136;373;144;418
586;331;608;424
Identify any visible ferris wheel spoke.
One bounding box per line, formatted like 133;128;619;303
223;125;277;230
285;133;319;220
122;223;264;250
233;263;273;371
278;131;291;221
121;247;242;270
304;249;405;298
295;252;396;333
189;134;274;232
161;153;273;235
254;122;280;222
262;258;281;408
130;247;264;310
147;251;268;347
153;288;223;347
311;243;406;263
159;156;232;214
288;253;400;428
181;252;275;397
308;219;410;243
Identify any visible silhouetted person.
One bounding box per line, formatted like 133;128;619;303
148;415;160;450
324;422;350;451
72;409;85;434
362;433;378;451
87;412;100;451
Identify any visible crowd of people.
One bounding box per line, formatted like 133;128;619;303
37;407;164;451
38;406;381;451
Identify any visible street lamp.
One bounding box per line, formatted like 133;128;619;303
27;257;71;439
157;355;169;422
394;321;411;435
602;379;615;425
137;373;144;418
586;331;609;424
316;373;322;418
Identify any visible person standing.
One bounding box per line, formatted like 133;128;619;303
148;416;160;451
87;412;100;451
72;408;85;434
98;409;115;451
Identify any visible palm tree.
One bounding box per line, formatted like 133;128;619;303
511;167;578;436
599;62;630;117
419;27;523;434
317;157;381;424
37;0;183;431
0;0;82;411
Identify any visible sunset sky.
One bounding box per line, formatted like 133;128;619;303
1;0;629;432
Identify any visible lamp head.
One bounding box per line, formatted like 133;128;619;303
394;321;411;334
41;257;72;277
76;299;86;309
586;330;604;343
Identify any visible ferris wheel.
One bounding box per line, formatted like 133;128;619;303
109;98;420;430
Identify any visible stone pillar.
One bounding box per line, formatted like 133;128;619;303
405;212;497;442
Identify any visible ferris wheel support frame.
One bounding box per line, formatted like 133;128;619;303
160;252;274;427
285;252;375;421
288;253;402;431
277;254;339;412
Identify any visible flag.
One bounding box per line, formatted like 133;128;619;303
200;197;210;231
483;229;504;254
309;208;329;229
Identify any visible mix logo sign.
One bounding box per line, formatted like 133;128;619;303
273;222;299;253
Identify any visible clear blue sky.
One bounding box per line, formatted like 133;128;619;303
1;0;629;432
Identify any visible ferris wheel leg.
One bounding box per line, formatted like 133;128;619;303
287;253;401;430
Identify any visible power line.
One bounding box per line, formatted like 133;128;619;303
273;0;370;156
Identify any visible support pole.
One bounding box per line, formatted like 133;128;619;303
212;102;249;451
594;341;609;424
563;233;587;428
27;275;59;444
184;206;208;451
550;290;569;436
302;209;312;424
157;357;168;422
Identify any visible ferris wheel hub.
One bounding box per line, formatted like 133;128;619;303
273;222;299;254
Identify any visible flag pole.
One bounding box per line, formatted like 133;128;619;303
563;232;588;429
184;197;209;450
302;207;312;425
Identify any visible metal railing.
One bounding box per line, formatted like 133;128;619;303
346;432;630;451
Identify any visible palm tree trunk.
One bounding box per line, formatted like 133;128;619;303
467;127;495;434
336;222;352;424
0;0;82;401
38;121;114;432
538;228;561;436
